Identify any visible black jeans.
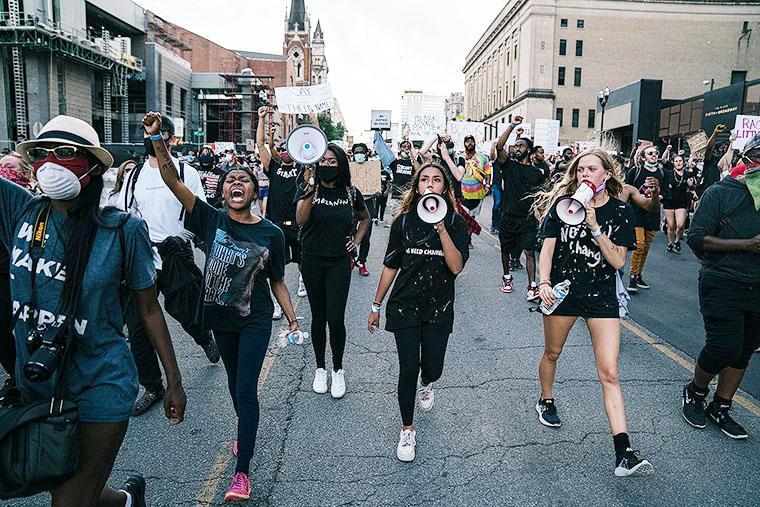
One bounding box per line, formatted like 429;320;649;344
697;273;760;375
0;270;15;377
394;325;450;426
125;259;212;392
301;254;351;371
356;196;377;265
214;327;270;475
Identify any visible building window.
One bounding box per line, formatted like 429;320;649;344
574;67;582;87
731;70;747;84
577;19;585;29
575;40;583;57
514;44;518;59
588;109;596;129
512;78;516;99
180;88;188;119
556;108;564;127
165;82;174;115
572;108;580;128
56;60;66;115
560;18;568;28
506;50;510;66
559;39;567;56
558;67;566;86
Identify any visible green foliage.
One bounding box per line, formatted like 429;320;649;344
318;113;346;141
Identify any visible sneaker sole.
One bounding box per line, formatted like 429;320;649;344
313;384;328;394
396;450;415;462
331;391;345;399
615;460;654;477
501;287;513;294
224;492;251;502
681;399;706;429
535;403;561;428
706;414;749;440
636;285;650;290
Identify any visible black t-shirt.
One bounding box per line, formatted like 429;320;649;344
390;158;414;195
625;165;664;229
384;209;469;333
197;166;225;204
295;185;367;257
491;158;502;188
535;160;551;181
0;243;8;275
697;154;721;197
662;164;694;204
185;198;285;333
539;197;636;308
265;158;303;224
500;157;546;217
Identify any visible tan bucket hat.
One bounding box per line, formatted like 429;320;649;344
16;115;114;168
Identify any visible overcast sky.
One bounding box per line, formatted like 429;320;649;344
134;0;504;135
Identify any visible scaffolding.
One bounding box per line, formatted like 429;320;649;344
0;5;143;142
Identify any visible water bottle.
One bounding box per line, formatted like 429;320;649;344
276;329;309;348
539;280;571;315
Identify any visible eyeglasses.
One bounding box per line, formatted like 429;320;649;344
27;145;82;162
644;151;659;156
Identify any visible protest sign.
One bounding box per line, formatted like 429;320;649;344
350;160;382;196
732;115;760;150
406;113;446;141
371;110;392;130
212;142;236;154
274;83;334;114
533;119;560;150
447;121;486;150
245;139;256;152
686;131;709;154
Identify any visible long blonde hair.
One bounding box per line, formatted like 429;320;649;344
111;159;137;195
396;162;458;218
532;143;624;222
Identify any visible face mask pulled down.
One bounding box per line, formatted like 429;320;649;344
35;160;95;200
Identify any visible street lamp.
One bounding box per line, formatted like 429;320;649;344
702;79;715;91
597;87;610;132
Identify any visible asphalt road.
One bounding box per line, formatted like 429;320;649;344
8;199;760;506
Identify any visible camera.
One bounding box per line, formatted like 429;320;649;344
24;324;66;382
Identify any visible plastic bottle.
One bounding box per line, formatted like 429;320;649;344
276;329;310;348
539;280;571;315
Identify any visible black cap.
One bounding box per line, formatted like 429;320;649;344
159;116;175;136
464;135;476;143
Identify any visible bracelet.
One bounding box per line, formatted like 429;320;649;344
372;300;382;307
149;134;163;141
590;228;603;238
538;280;552;287
509;123;518;129
371;304;382;314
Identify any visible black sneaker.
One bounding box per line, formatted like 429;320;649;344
635;275;650;289
681;384;707;429
515;260;524;270
615;448;654;477
674;241;682;254
665;244;674;253
132;387;164;417
122;473;147;507
627;276;638;293
706;400;748;439
201;337;220;364
535;398;561;427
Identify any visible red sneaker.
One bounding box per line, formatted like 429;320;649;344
358;264;369;277
526;285;540;302
224;472;250;502
501;276;513;294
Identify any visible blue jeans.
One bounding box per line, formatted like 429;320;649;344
491;185;503;231
215;326;271;474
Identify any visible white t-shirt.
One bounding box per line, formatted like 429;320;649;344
117;157;207;244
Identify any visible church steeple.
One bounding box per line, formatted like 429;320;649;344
313;19;323;42
288;0;306;32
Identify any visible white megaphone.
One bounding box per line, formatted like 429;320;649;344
555;181;604;226
285;124;328;165
417;192;448;224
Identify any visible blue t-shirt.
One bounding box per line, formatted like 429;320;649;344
184;198;285;333
0;178;156;422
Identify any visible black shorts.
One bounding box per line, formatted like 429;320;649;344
551;294;619;319
500;214;538;253
662;198;689;210
274;221;301;265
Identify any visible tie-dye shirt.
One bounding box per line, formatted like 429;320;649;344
460;153;491;201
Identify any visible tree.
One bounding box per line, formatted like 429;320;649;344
318;113;346;141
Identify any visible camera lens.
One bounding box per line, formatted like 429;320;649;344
23;344;63;382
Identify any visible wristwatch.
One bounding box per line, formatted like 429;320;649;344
590;227;603;238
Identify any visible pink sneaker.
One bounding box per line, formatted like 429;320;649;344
233;440;238;457
224;472;250;502
501;276;513;294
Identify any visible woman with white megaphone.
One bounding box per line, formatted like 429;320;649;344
367;163;469;462
531;146;654;477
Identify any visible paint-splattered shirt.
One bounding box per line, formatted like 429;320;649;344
383;210;469;333
539;197;636;307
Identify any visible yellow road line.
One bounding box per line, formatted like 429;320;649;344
195;294;304;505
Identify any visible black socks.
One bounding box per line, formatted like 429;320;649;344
688;381;709;397
613;432;631;458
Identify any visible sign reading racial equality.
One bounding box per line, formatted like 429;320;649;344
732;115;760;150
448;121;486;150
350;160;382;196
274;83;334;114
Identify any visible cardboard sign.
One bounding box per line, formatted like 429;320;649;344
406;113;446;141
637;139;653;149
245;138;256;152
350;160;382;196
173;118;185;139
371;110;392;130
212;142;236;154
274;83;334;114
732;115;760;150
686;131;709;154
448;121;486;150
533;119;561;150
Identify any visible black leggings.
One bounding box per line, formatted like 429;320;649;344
214;327;270;475
0;270;15;377
301;254;352;371
394;325;450;426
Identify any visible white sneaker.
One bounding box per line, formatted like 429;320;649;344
396;428;416;462
297;274;307;298
312;368;328;394
272;300;282;320
417;382;434;412
330;369;346;399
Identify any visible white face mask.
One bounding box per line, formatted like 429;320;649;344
36;161;92;200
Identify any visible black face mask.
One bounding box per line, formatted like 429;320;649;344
144;137;156;158
317;165;340;183
198;155;213;168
